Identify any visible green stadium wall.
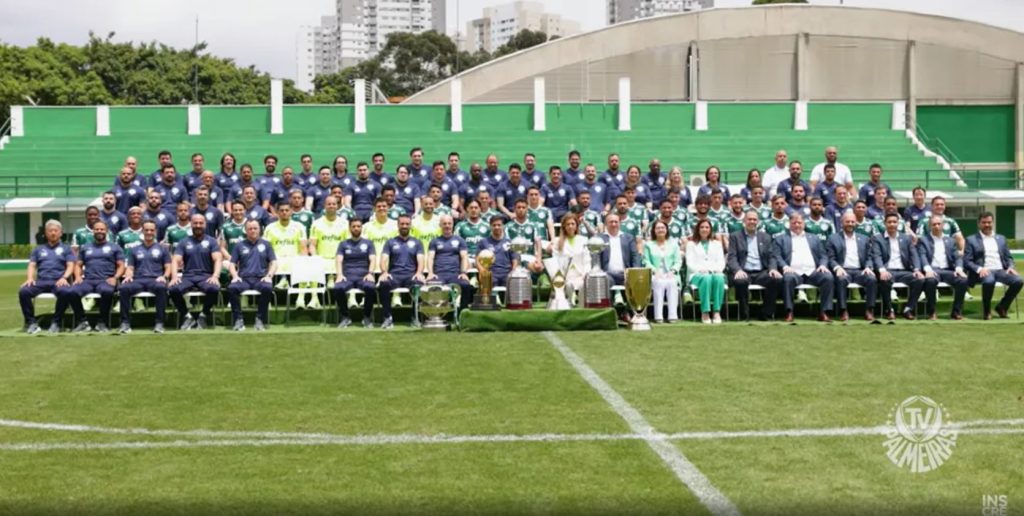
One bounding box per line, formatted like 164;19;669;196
917;105;1016;163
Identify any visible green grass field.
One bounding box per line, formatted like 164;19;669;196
0;269;1022;515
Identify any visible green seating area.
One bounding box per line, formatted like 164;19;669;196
0;103;955;199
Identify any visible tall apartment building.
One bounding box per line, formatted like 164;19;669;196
296;0;449;92
607;0;714;25
464;1;581;53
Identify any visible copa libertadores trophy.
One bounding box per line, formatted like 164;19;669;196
470;249;500;311
583;236;611;308
419;280;453;329
506;237;533;310
624;267;652;330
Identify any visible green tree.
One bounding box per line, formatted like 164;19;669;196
493;29;550;58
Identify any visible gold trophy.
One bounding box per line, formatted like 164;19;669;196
624;267;652;330
543;256;573;310
471;249;500;311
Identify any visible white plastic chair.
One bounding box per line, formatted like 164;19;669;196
286;256;328;325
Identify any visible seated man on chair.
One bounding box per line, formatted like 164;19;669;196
119;220;172;334
771;212;835;323
70;221;125;333
378;214;427;329
727;210;781;321
870;213;925;321
19;219;76;334
600;213;641;287
333;218;378;329
917;214;968;320
964;211;1021;319
227;219;277;331
427;215;475;312
169;214;223;330
826;212;878;322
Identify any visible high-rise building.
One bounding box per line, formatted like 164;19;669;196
464;1;581;54
607;0;714;25
297;1;450;92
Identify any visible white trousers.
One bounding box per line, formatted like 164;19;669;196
652;276;679;321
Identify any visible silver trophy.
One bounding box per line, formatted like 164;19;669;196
418;281;453;330
583;236;611;308
543;256;573;310
506;237;533;310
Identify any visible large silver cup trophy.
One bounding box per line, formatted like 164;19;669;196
583;236;611;308
418;280;453;330
624;267;652;331
505;237;533;310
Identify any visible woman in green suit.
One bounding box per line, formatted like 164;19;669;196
684;218;726;324
643;220;682;323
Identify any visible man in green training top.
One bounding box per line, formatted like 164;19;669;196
219;201;249;285
761;194;789;237
454;198;489;258
289;189;315;233
506;198;545;274
164;202;193;248
73;206;100;254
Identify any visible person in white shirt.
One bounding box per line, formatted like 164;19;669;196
810;146;854;193
683;219;725;324
551;213;591;306
964;211;1021;319
917;215;968;320
826;212;878;322
762;149;789;196
772;213;835;323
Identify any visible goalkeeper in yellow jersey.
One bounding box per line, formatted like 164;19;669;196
264;202;309;302
307;195;350;308
362;198;399;272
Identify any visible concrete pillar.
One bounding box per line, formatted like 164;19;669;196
270;79;283;135
794;101;808;131
1016;63;1023;181
450;78;463;132
688;41;699;102
354;79;367;134
618;77;631;131
891;101;907;131
906;41;917;134
695;101;708;131
796;34;808;101
533;77;545;131
10;106;24;137
187;105;201;135
96;105;110;136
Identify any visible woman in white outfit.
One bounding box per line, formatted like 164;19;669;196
684;218;727;324
552;213;590;305
642;220;682;323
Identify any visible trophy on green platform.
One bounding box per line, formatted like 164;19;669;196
471;249;500;311
624;267;652;331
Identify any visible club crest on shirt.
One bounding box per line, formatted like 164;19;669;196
201;240;210;249
359;243;367;252
55;247;64;255
102;245;111;253
257;243;266;253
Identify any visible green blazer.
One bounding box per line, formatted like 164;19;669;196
643;240;682;286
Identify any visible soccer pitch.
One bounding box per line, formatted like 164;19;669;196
0;270;1022;514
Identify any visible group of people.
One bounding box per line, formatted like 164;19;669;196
17;146;1022;333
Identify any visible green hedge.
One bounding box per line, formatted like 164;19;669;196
0;244;34;259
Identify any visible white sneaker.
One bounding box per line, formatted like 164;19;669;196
964;292;975;301
712;313;722;324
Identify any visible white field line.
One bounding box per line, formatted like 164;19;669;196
541;331;741;516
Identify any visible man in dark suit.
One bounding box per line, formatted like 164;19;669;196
871;213;925;320
963;211;1021;319
727;210;781;321
916;215;969;320
771;213;835;322
599;213;641;286
826;212;878;322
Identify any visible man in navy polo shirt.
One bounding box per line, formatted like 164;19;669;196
183;153;205;195
190;186;224;237
153;165;188;212
345;162;382;221
119;220;172;334
113;167;146;213
482;154;507;188
333;218;378;329
497;163;530;219
307;167;336;214
296;154;317;190
406;147;431;184
378;214;427;329
142;190;173;242
392;165;421;215
370;152;394;187
564;150;584;186
70;221;124;333
477;217;519;287
240;186;274;228
227;219;277;331
542;166;575;221
427;215;474;312
643;159;667;205
460;163;491;209
446;152;468;185
421;161;461;213
522;153;546;188
99;191;127;235
147;150;176;188
169;214;223;330
19;220;76;335
576;164;610;215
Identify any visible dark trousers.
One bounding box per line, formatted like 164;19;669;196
732;270;780;320
227;278;273;322
879;270;924;314
608;271;625;286
437;273;474;311
333;279;377;319
835;268;877;311
72;279;117;322
782;270;834;314
18;281;75;326
977;270;1023;314
923;270;968;316
378;274;422;319
119;278;168;324
169;275;220;318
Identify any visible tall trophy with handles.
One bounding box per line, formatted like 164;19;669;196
624;267;652;330
505;237;533;310
583;236;610;308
